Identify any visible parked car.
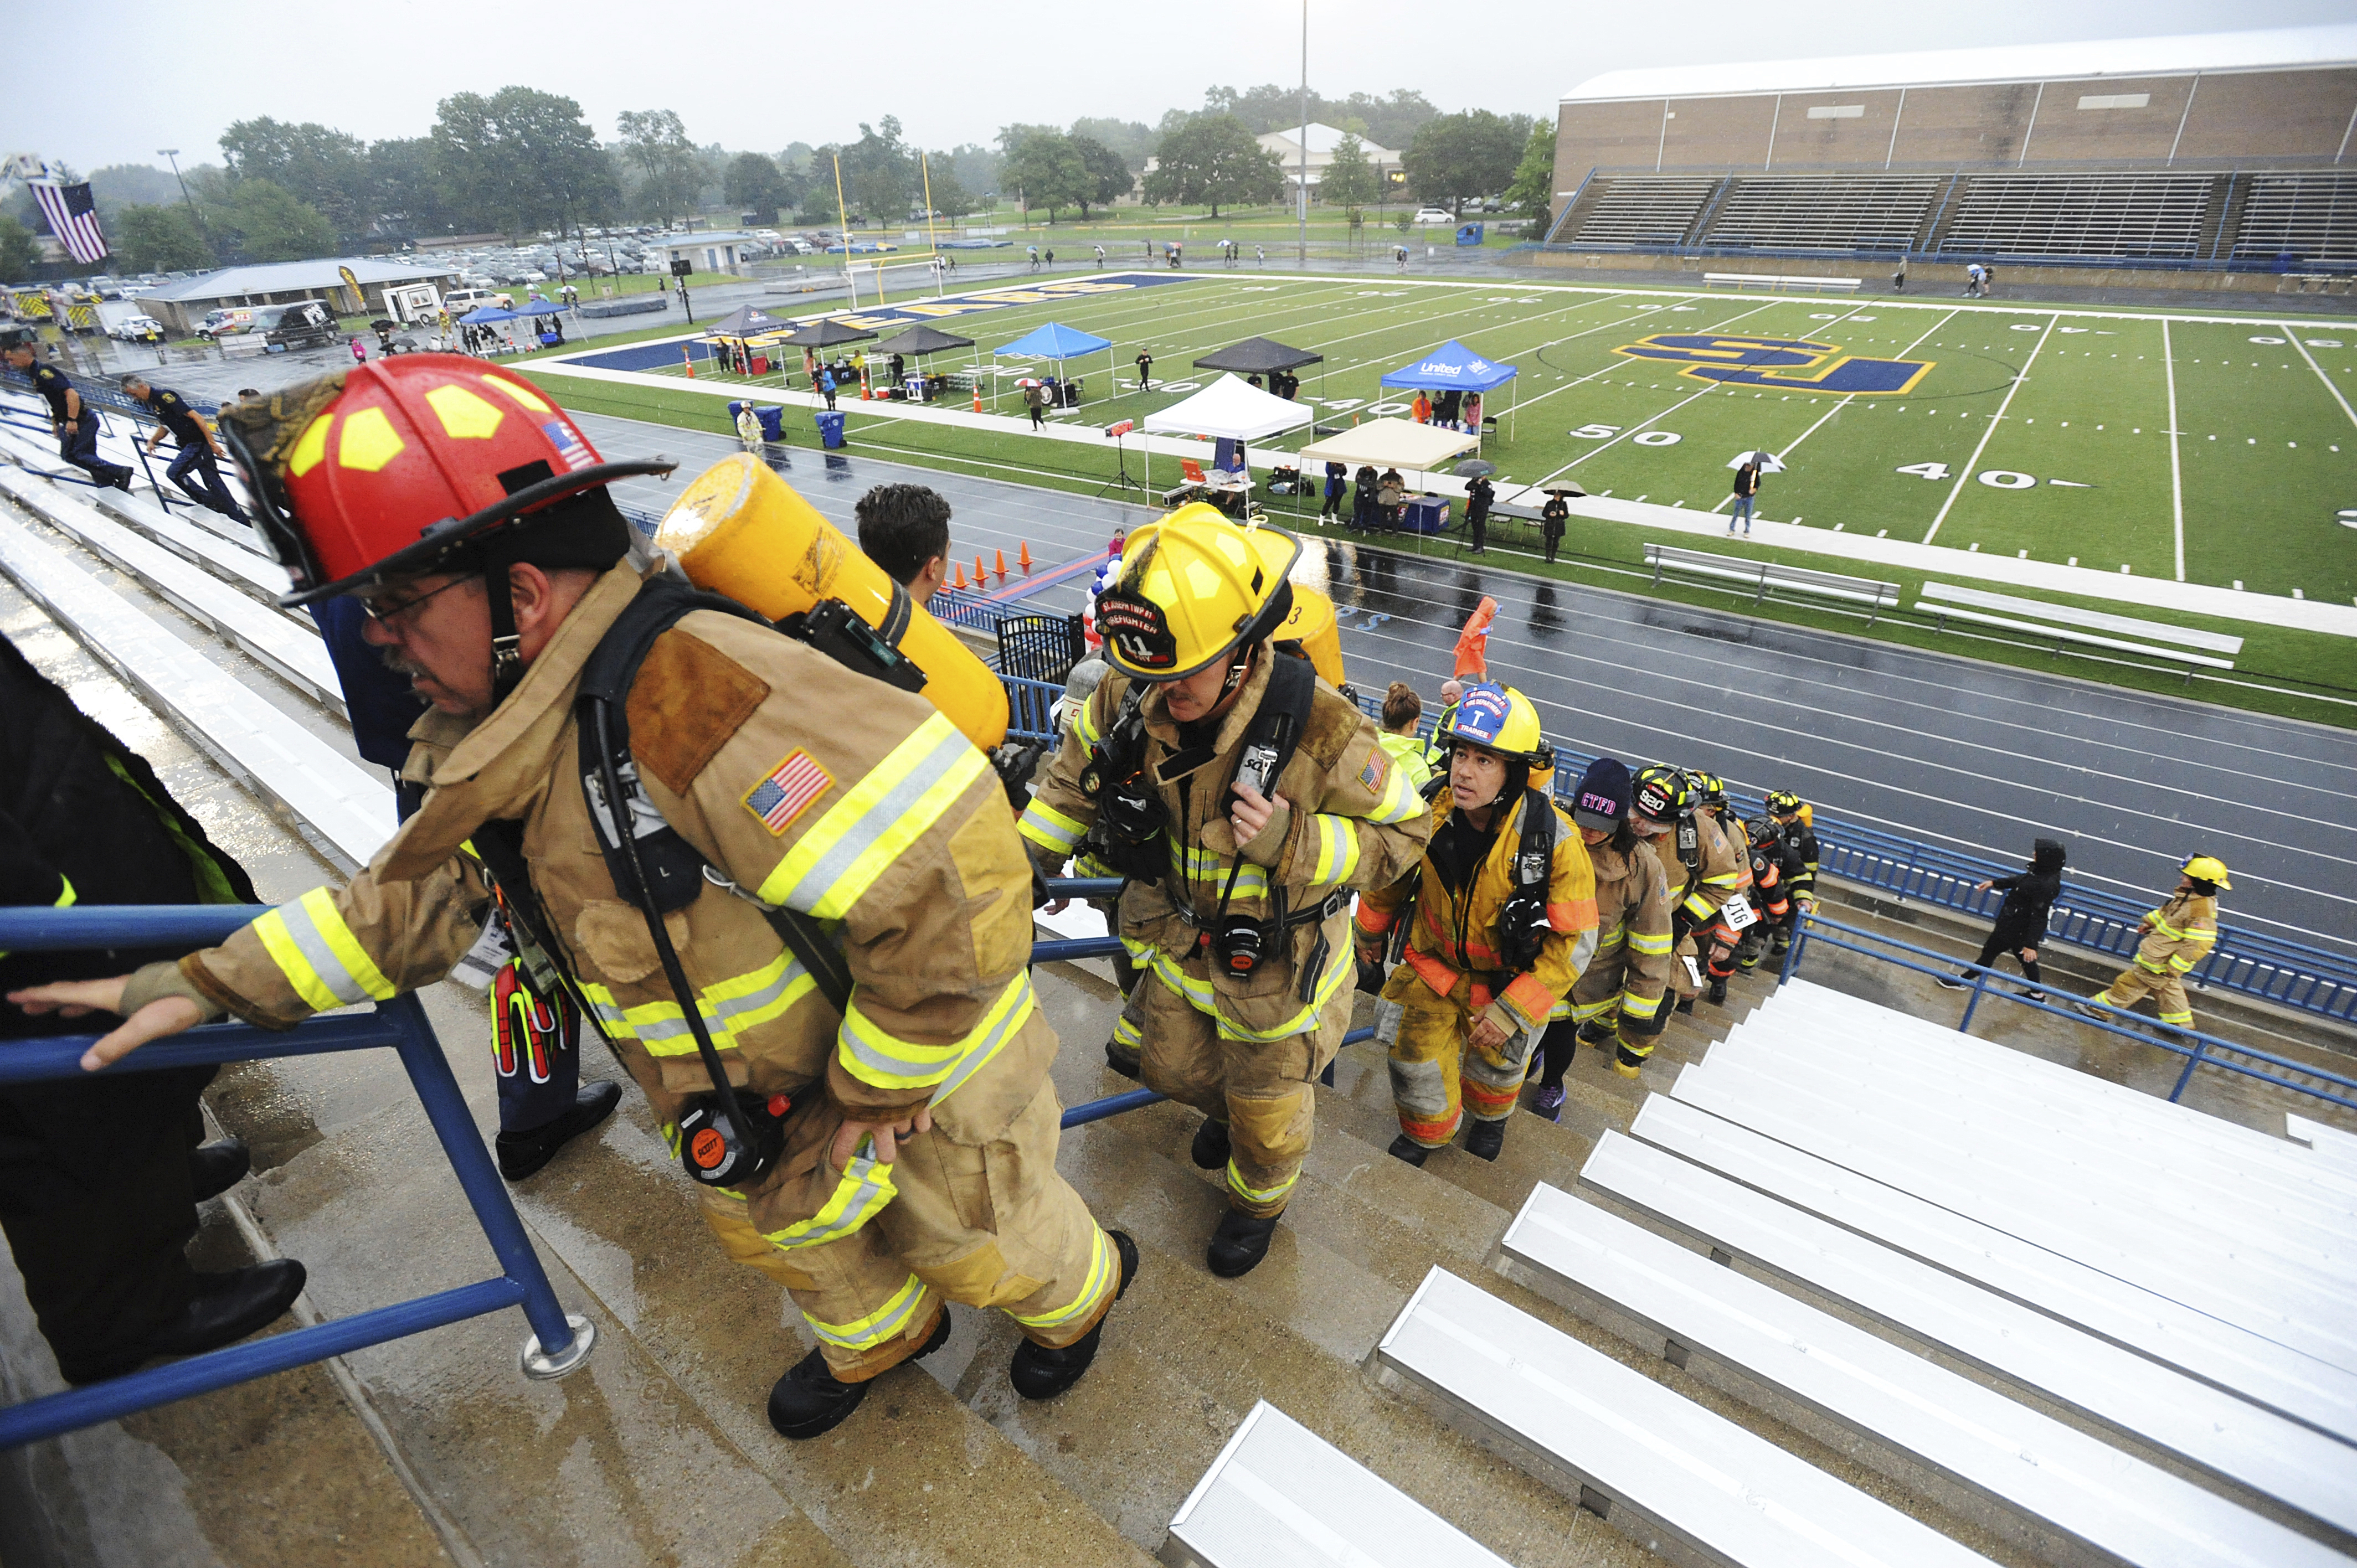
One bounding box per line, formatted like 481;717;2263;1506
253;299;339;351
1411;208;1457;225
442;288;511;316
109;314;166;342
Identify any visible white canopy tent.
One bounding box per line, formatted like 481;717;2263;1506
1140;373;1317;501
1296;417;1479;471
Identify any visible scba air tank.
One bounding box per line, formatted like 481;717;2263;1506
654;455;1010;752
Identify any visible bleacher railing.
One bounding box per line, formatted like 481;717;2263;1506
1779;911;2357;1115
0;904;594;1453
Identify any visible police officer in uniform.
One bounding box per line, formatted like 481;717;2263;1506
11;356;1134;1441
1020;508;1431;1277
121;374;248;520
5;339;132;490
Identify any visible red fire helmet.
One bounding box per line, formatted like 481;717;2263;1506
220;353;671;606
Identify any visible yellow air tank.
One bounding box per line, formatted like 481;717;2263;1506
1275;581;1346;690
654;453;1010;752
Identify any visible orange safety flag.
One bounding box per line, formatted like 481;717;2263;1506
1452;596;1498;679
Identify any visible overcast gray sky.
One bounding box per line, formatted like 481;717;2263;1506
11;0;2353;172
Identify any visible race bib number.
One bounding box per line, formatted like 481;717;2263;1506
1681;955;1704;988
1721;893;1757;931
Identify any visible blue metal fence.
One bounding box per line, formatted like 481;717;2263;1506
1778;911;2357;1115
0;904;591;1453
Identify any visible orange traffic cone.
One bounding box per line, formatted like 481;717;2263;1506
953;563;968;590
972;387;982;412
683;348;696;380
975;553;986;585
1018;541;1033;572
860;377;871;400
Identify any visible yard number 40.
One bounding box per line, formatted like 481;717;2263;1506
1895;462;1950;481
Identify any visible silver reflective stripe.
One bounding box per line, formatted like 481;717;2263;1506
275;895;377;1006
769;728;975;915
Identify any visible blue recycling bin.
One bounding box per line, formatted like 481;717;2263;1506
816;410;847;450
755;405;785;441
1455;223;1485;247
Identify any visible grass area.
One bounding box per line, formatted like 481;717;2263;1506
523;358;2357;729
575;270;2357;606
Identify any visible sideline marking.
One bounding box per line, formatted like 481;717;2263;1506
1923;312;2058;545
2164;320;2185;582
2282;319;2357;436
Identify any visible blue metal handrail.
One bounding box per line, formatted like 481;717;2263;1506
1777;911;2357;1114
0;905;590;1452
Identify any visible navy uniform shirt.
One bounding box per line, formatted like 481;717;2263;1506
147;387;209;448
29;363;75;425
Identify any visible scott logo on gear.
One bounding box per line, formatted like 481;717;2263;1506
1614;334;1933;395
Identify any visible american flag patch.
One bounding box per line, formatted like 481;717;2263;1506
742;750;831;835
543;419;595;472
1359;753;1386;792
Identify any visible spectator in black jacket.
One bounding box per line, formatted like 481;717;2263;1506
0;631;305;1384
1938;838;2067;998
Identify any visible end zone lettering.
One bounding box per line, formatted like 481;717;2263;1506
1615;333;1933;395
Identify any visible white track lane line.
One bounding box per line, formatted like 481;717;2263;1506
1922;310;2058;545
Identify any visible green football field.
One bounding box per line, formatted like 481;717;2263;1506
589;271;2357;606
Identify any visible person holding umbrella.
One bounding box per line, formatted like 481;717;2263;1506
1730;456;1763;535
1541;489;1571;564
1135;348;1153;390
1457;461;1495;554
1024;379;1047;431
1320;459;1347;520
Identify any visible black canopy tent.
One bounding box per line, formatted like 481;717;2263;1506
778;318;879;348
1193;336;1324;400
871;322;981;401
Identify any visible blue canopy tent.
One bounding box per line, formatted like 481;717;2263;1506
1378;338;1519;442
457;305;519;323
991;321;1115;414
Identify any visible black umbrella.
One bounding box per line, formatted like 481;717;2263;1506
778;318;879;348
1542;484;1586;497
1454;459;1497;478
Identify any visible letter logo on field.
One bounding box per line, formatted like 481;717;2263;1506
1613;334;1933;395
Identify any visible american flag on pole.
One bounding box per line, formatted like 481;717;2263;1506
31;181;109;266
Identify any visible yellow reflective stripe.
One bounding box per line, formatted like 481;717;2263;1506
763;1140;900;1250
657;1120;682;1159
1681;889;1717;919
1146;941;1351;1044
1019;798;1088;856
1627;929;1674;955
1227;1158;1298;1206
837;970;1037;1092
1308;813;1360;889
1180;844;1269;901
1111;1011;1143;1050
2160;1010;2194;1025
578;950;816;1058
2169;955;2200;972
1568;995;1619;1023
1366;759;1427;825
1593;920;1625;953
53;874;75;909
1146;949;1218;1011
1701;871;1741;888
1012;1225;1116;1330
1071;692;1105;747
1548;996;1575;1020
804;1271;928;1350
253;887;395;1012
1620;989;1664;1020
756;713;988;917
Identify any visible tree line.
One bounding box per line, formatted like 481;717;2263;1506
2;81;1557;276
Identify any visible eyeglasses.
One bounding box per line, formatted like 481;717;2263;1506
359;574;478;627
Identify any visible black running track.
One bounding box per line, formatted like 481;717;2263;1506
574;411;2357;963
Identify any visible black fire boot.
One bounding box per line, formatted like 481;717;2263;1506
1190;1117;1232;1171
189;1138;251;1202
767;1302;952;1440
1010;1231;1139;1400
1206;1210;1280;1277
496;1081;623;1182
1463;1118;1506;1162
1104;1038;1141;1080
1386;1133;1430;1168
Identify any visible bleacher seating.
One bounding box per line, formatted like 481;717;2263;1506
1703;175;1942;254
1571;176;1719;246
2231;171;2357;268
1937;172;2214;260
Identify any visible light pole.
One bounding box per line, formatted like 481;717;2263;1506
1297;0;1309;269
158;147;212;256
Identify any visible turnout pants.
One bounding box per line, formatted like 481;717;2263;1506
2095;962;2193;1028
1124;946;1349;1218
1385;971;1537;1148
1557;951;1660;1073
697;1074;1120;1383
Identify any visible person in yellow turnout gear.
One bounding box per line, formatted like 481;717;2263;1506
9;359;1133;1445
2079;855;2227;1033
1018;507;1431;1277
1529;756;1674;1114
1354;685;1598;1164
1628;766;1741;1013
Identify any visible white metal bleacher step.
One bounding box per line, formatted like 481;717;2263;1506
1373;1266;1998;1568
1497;1184;2348;1568
1670;1055;2357;1371
0;463;343;713
2287;1115;2357;1175
1705;1015;2357;1245
1629;1095;2357;1447
0;510;391;873
1577;1128;2357;1536
1161;1400;1509;1568
1756;980;2351;1196
86;484;294;609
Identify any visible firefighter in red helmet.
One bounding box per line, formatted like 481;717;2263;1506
7;356;1132;1442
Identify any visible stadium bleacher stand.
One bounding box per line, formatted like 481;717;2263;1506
2232;170;2357;266
1569;176;1718;247
1935;171;2216;261
1702;174;1942;254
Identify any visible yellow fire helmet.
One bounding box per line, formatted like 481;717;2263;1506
1095;504;1302;682
1442;682;1550;764
2180;854;2232;890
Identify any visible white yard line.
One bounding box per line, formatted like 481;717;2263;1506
1922;310;2058;545
1721;307;1962;512
2164;319;2186;583
2282;319;2357;435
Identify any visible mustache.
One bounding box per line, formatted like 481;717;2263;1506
379;646;429;680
